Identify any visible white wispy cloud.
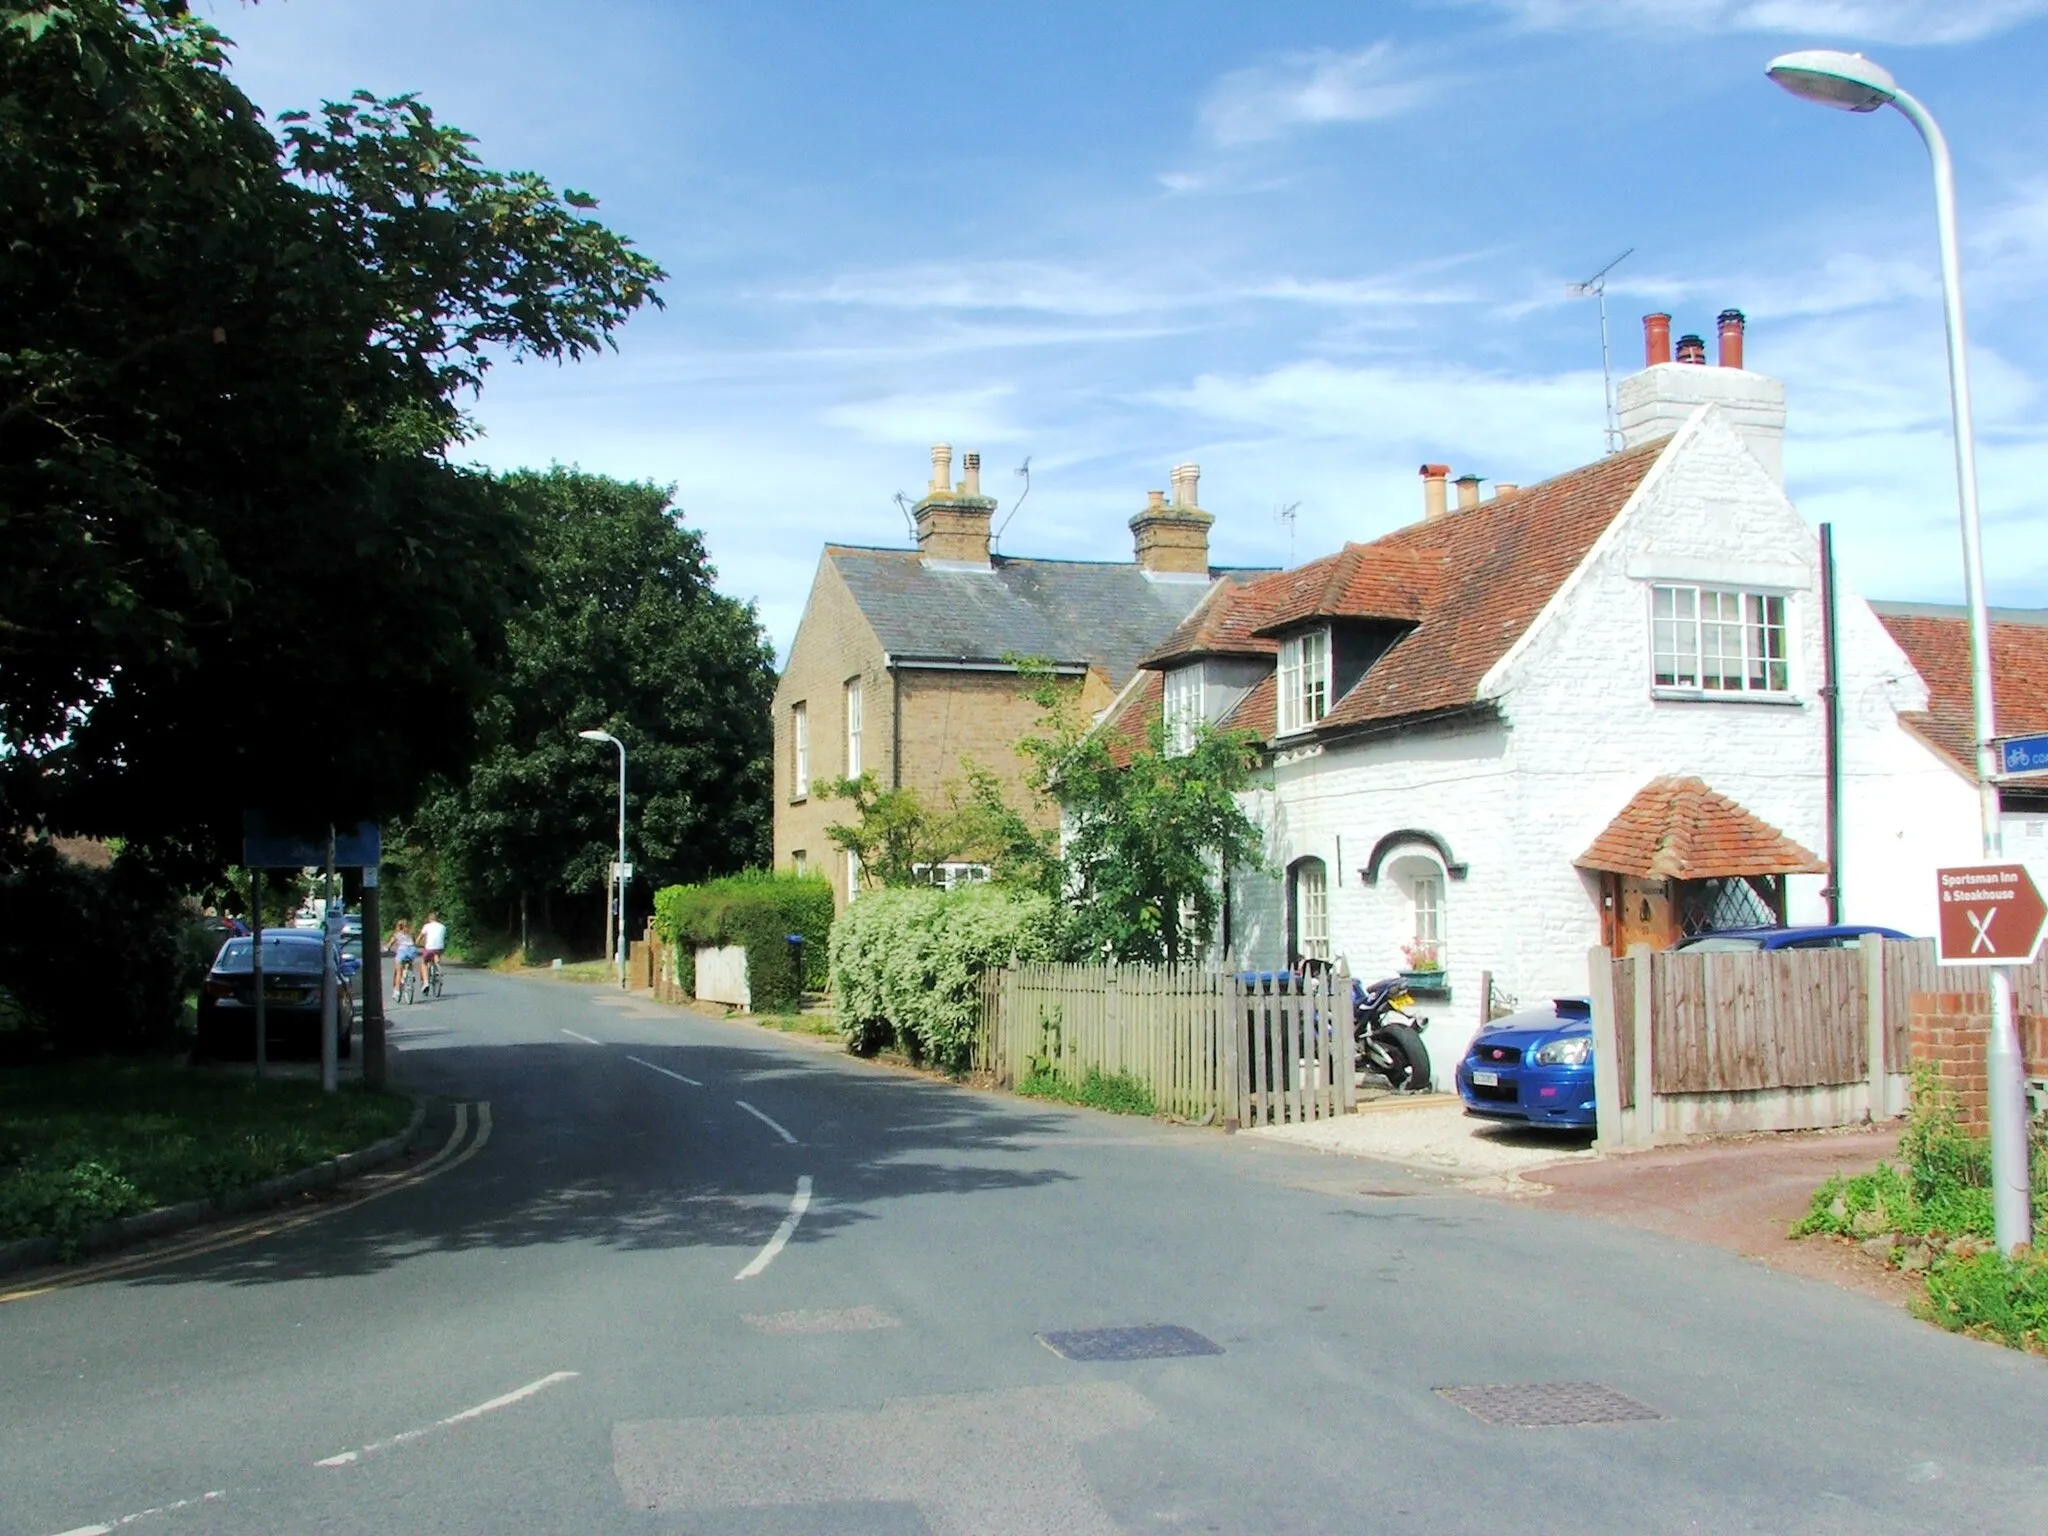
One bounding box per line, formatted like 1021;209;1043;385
1460;0;2048;44
1199;43;1442;147
821;385;1028;446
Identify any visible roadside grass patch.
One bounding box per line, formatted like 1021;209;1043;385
0;1059;412;1253
1016;1066;1157;1117
1795;1068;2048;1352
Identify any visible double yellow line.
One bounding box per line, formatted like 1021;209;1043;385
0;1102;492;1305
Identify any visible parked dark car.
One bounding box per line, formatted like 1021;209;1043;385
1674;923;1912;953
196;931;353;1060
1455;996;1597;1132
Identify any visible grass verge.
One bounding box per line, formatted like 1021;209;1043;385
1795;1067;2048;1352
0;1059;413;1254
1016;1066;1157;1117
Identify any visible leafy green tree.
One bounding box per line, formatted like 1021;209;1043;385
823;766;1059;894
410;470;775;951
0;1;663;874
1019;678;1265;966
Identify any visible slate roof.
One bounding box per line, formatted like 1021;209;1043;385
1575;775;1827;879
827;546;1252;690
1871;603;2048;777
1111;437;1667;746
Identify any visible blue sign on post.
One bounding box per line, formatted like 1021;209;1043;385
1999;734;2048;777
241;814;382;869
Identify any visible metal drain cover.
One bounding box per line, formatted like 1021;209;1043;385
1437;1382;1664;1427
1036;1324;1223;1362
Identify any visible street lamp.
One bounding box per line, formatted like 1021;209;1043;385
578;728;629;991
1766;49;2027;1251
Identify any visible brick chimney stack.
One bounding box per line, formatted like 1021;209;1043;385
913;442;996;567
1130;463;1213;576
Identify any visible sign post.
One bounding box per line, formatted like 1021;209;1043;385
1936;863;2047;1254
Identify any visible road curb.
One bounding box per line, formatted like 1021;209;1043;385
0;1094;429;1278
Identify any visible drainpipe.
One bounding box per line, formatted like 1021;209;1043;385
888;657;902;790
1819;524;1843;924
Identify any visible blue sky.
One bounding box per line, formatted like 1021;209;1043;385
211;0;2048;654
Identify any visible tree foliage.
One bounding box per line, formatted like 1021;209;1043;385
821;767;1057;894
1018;676;1265;966
409;470;776;948
0;0;663;873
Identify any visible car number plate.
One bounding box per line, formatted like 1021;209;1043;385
264;990;300;1005
1472;1069;1499;1086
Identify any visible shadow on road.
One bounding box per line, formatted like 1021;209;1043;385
119;1032;1081;1290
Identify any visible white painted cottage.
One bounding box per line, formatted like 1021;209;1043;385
1104;312;2048;1084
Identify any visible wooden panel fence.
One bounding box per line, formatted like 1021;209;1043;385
1594;938;2048;1146
978;963;1358;1128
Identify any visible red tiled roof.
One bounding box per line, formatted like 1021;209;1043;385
1873;606;2048;777
1140;571;1280;667
1101;669;1162;768
1575;776;1826;879
1134;437;1665;742
1320;439;1665;730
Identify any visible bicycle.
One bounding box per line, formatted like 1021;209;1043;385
395;961;418;1007
426;955;444;1000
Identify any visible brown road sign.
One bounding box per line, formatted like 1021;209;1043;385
1936;863;2048;967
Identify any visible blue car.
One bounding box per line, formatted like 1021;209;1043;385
1674;923;1911;953
1456;997;1597;1131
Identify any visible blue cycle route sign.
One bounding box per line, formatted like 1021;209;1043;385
1999;733;2048;777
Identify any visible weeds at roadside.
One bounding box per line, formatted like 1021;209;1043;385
1016;1066;1157;1117
1795;1067;2048;1352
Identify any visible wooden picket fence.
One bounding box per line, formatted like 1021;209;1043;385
978;962;1357;1128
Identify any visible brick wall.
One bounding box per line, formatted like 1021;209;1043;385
1907;992;2048;1134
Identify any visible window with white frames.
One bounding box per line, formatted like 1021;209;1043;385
844;678;863;777
1290;857;1329;964
1163;665;1202;757
1411;871;1443;967
845;849;862;903
1276;628;1331;736
791;849;808;877
791;702;809;798
1651;585;1790;694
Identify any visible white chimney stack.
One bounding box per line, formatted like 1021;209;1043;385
1170;462;1200;508
929;443;953;495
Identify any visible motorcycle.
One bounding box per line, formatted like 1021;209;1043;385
1353;977;1431;1092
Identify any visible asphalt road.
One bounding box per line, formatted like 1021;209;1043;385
6;969;2048;1535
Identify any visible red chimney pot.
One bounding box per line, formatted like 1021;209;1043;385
1643;313;1672;367
1717;308;1747;369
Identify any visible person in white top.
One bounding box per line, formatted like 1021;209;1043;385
419;914;448;975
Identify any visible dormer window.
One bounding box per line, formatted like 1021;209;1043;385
1163;665;1202;757
1277;628;1331;736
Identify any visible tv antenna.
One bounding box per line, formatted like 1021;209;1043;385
1568;247;1633;455
1274;501;1301;565
992;456;1032;553
891;490;917;542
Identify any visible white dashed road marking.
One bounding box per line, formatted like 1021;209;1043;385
45;1489;225;1535
627;1054;702;1087
560;1028;602;1045
316;1371;579;1468
734;1099;799;1144
735;1176;813;1280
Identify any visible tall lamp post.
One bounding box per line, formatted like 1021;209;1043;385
578;728;629;991
1767;49;2027;1253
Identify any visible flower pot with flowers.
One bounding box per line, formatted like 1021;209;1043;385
1399;940;1446;990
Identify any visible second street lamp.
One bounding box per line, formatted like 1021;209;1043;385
578;729;629;991
1766;47;2028;1252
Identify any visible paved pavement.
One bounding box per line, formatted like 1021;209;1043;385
5;970;2047;1534
1248;1094;1598;1188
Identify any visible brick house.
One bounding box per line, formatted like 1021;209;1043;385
1105;310;2038;1082
773;446;1251;907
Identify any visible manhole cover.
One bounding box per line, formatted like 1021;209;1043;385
1036;1325;1223;1362
1436;1382;1664;1427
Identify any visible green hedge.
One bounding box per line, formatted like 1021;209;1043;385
828;887;1059;1072
652;872;832;1013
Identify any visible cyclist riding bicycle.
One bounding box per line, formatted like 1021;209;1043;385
389;919;421;1003
419;913;448;995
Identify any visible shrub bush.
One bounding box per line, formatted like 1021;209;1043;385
828;886;1059;1071
653;872;832;1013
0;844;208;1061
